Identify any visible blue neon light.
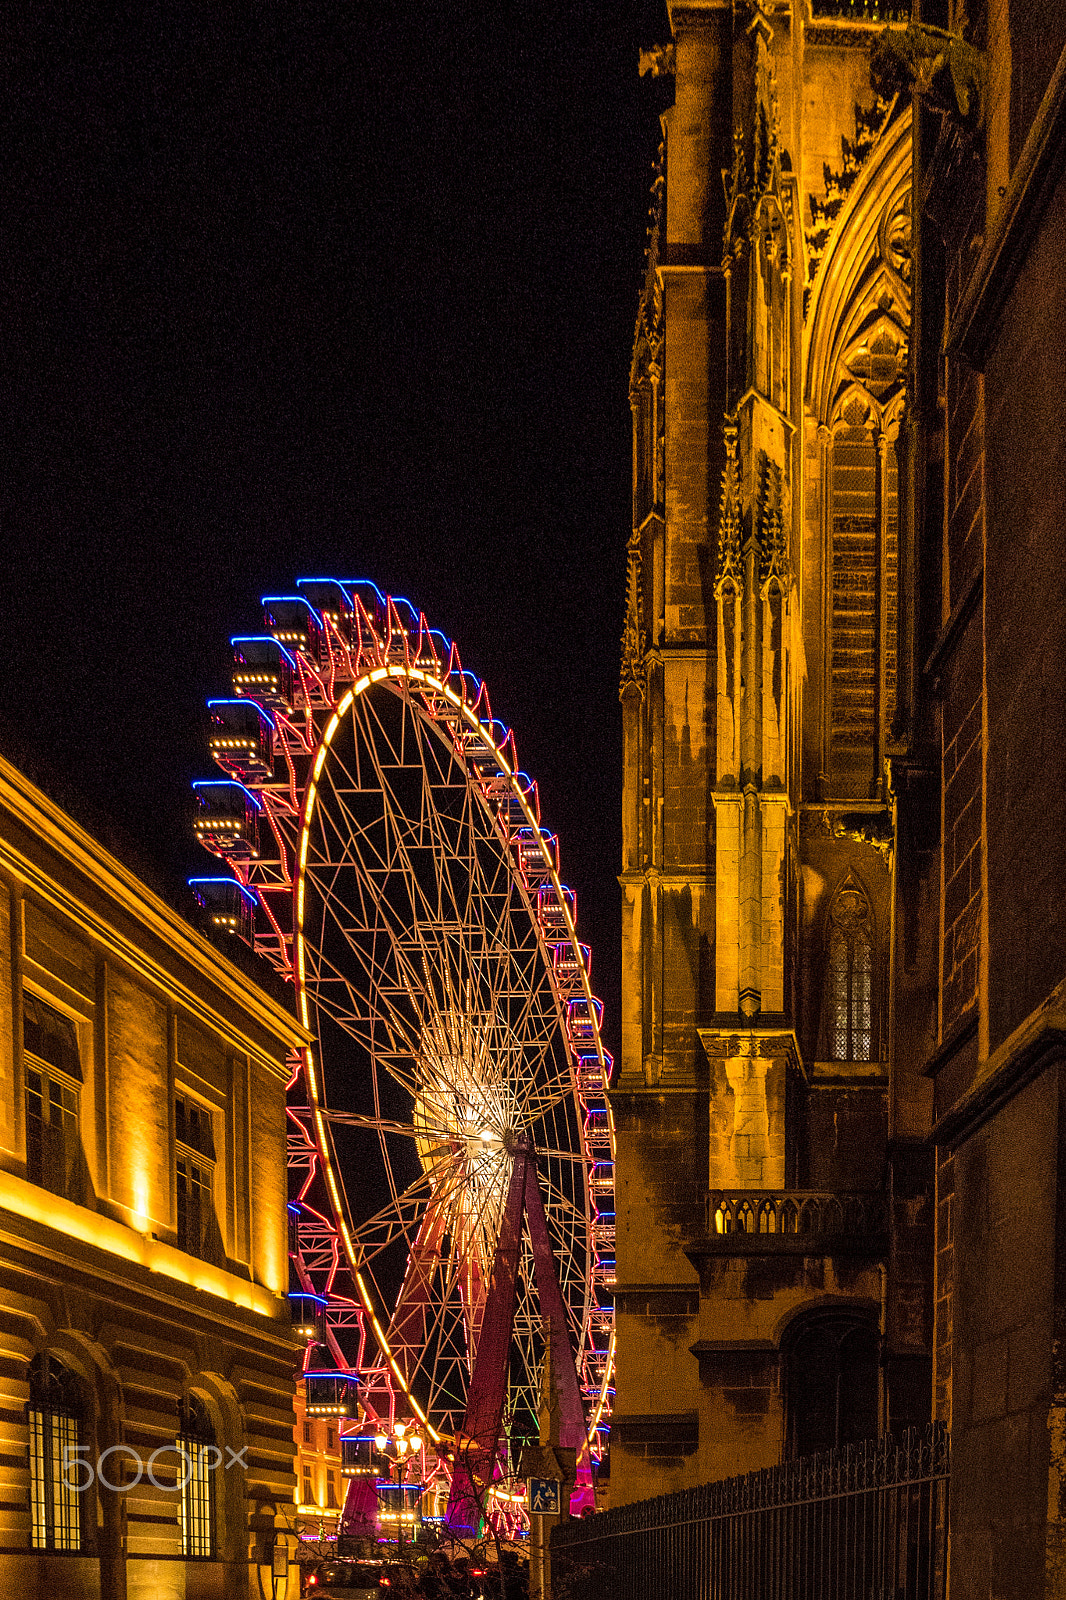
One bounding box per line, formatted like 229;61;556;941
337;579;386;606
261;594;323;624
230;634;299;663
207;697;276;726
192;780;262;810
296;577;351;602
188;877;259;908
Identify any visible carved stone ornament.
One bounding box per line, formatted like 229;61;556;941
638;43;675;79
620;535;646;701
871;24;986;128
805;107;913;434
805;97;894;314
722;6;789;267
714;419;743;594
631;144;665;391
828;193;911;429
697;1028;804;1076
759;454;790;590
800;807;894;868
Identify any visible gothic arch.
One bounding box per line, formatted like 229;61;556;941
805;106;912;428
805;111;911;799
780;1303;881;1458
819;873;877;1062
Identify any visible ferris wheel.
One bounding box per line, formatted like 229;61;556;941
190;579;615;1517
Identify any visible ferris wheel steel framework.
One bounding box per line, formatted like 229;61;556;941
192;579;616;1516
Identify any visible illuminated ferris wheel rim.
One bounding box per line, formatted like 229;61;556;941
295;661;611;1444
193;580;616;1455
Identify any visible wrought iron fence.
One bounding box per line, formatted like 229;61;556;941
552;1425;948;1600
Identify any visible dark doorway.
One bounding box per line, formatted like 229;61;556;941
784;1311;879;1458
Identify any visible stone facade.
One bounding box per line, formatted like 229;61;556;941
909;2;1066;1594
617;0;1066;1591
614;0;932;1509
0;752;309;1598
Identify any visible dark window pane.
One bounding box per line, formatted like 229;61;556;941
176;1093;215;1159
25;1070;44;1185
23;995;81;1082
176;1154;213;1258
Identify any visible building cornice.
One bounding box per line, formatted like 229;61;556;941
0;753;310;1073
618;869;714;888
0;1168;289;1322
934;978;1066;1150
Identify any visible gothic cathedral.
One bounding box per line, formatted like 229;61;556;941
614;0;930;1506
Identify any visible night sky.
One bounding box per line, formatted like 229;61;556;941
1;1;671;1059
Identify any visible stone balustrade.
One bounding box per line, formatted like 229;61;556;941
706;1188;887;1242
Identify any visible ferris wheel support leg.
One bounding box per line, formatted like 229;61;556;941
523;1157;595;1516
445;1150;529;1536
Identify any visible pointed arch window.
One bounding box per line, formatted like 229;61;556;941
827;880;874;1061
27;1353;83;1551
784;1310;880;1458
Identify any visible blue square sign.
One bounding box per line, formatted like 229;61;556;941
529;1479;562;1515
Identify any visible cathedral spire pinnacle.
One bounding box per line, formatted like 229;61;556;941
715;418;743;594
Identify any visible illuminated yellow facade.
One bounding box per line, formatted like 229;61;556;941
0;751;310;1597
614;0;931;1505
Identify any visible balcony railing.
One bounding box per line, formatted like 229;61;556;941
697;1190;889;1248
553;1425;949;1600
810;0;910;20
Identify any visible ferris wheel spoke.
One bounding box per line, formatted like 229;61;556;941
307;908;440;1053
348;1153;466;1265
311;964;423;1067
319;1109;478;1148
281;665;604;1444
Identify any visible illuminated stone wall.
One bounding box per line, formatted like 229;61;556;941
0;751;308;1598
909;3;1066;1586
614;0;932;1508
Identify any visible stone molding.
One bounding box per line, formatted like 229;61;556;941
697;1025;803;1077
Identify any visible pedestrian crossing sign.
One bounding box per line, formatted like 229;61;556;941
528;1478;561;1515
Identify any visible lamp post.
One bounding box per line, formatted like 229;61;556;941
374;1423;422;1551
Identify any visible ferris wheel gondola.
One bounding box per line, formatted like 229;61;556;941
191;580;615;1520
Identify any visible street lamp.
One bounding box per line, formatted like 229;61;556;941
373;1424;423;1549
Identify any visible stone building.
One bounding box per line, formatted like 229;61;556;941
615;0;1066;1589
899;1;1066;1593
614;0;929;1506
0;751;309;1597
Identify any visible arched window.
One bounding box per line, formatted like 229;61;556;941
27;1353;82;1551
826;879;874;1061
178;1394;216;1559
783;1311;879;1459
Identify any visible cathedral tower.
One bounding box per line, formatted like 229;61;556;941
614;0;929;1506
